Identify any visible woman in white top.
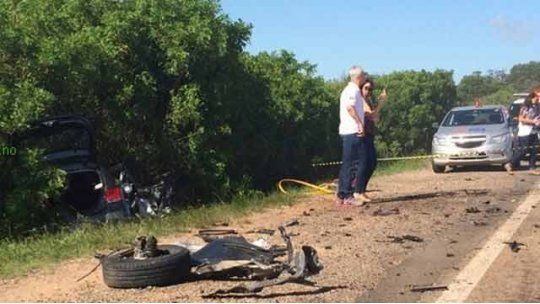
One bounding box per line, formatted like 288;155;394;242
505;92;540;175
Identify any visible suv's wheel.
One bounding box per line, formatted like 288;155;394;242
102;245;191;288
432;162;445;173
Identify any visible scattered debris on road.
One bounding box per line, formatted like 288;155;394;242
410;284;448;292
373;207;400;216
504;241;526;253
465;207;481;213
387;235;424;243
485;207;502;214
246;228;275;235
284;218;300;227
472;220;488;226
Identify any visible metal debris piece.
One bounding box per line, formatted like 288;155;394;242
485;207;502;214
204;225;323;297
472;221;488;226
268;245;288;257
343;217;353;221
504;241;526;252
373;207;400;216
192;237;274;266
204;245;323;297
251;238;272;250
197;229;239;242
194;260;284;280
410;284;448;292
388;235;424;243
175;241;204;253
303;211;311;216
198;229;238;235
133;235;161;260
246;228;275;235
284;218;300;227
465;207;481;213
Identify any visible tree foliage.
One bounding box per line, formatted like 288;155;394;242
457;61;540;105
375;70;456;156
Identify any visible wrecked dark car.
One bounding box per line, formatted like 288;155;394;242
13;115;131;222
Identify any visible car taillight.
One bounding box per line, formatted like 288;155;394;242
104;186;123;203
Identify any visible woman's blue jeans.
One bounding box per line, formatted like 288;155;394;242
355;135;377;194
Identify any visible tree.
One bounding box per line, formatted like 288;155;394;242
457;71;504;105
507;61;540;92
376;70;457;156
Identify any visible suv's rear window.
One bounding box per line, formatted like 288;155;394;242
20;126;91;154
442;108;505;127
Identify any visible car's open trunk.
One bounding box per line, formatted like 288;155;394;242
61;170;103;215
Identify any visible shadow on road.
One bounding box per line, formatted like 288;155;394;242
203;285;347;299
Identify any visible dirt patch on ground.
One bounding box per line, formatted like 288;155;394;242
0;166;536;302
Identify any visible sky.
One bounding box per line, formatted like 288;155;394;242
220;0;539;82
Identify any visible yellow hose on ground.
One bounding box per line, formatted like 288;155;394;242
277;178;335;194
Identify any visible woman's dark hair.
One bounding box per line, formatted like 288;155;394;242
523;92;535;108
360;78;374;90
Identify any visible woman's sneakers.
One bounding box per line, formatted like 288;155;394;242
335;196;368;207
529;169;540;176
504;163;514;175
353;192;372;203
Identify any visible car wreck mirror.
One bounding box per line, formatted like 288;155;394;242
431;122;439;129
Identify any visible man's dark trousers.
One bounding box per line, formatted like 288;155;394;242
338;134;367;199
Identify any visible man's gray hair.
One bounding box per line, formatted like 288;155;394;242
348;65;364;80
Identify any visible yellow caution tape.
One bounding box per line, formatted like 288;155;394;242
312;144;540;167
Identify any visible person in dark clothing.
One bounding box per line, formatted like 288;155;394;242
354;78;387;201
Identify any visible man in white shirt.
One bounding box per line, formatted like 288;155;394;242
337;66;368;206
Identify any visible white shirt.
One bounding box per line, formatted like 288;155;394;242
339;82;365;135
517;106;536;137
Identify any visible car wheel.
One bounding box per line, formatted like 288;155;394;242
102;245;191;288
432;162;445;173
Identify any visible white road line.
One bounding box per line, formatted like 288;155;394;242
436;181;540;303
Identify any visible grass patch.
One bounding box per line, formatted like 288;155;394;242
374;158;430;177
0;159;428;279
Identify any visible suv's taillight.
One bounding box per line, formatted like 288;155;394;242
104;186;123;203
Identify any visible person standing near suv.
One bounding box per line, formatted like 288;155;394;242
505;91;540;175
336;66;368;206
